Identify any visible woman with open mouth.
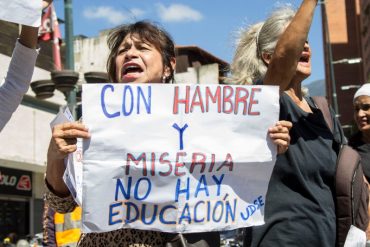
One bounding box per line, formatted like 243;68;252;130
228;0;347;246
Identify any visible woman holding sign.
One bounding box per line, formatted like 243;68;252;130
0;0;52;132
229;0;346;246
45;21;291;246
45;21;219;247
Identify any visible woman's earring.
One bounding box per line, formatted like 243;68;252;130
162;75;167;84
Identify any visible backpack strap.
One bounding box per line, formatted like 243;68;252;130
312;97;369;245
335;145;369;246
312;96;334;133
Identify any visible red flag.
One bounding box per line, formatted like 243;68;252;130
51;5;62;45
39;6;52;41
39;4;62;70
51;5;62;70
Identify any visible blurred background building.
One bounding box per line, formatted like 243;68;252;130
321;0;370;135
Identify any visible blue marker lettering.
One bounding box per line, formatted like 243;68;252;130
240;204;257;221
115;177;132;200
225;199;237;223
101;85;120;118
108;202;123;225
212;174;224;196
125;201;139;223
179;203;191;224
195;175;209;198
133;177;151;201
194;201;205;223
212;201;224;222
172;123;188;150
141;204;157;225
175;177;190;202
159;205;177;224
122;85;134;116
137;86;151;114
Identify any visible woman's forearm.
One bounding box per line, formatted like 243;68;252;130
46;143;70;197
19;25;39;49
264;0;318;89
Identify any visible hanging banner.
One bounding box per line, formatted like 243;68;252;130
0;0;42;27
81;83;279;233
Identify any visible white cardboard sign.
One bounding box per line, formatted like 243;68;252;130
82;84;279;233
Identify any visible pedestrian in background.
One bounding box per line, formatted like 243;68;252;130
348;83;370;240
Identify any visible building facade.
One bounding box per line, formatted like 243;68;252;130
321;0;370;133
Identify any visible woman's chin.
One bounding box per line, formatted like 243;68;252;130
358;125;370;132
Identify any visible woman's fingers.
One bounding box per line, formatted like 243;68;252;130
270;132;290;142
277;120;292;130
53;122;89;137
269;120;292;134
274;137;290;154
49;122;90;159
269;121;292;154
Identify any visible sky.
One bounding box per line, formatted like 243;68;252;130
53;0;325;85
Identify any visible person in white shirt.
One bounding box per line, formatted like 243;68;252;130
0;0;52;132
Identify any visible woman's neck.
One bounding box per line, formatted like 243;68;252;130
285;81;312;113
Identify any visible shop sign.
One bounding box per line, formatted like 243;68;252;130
0;167;32;196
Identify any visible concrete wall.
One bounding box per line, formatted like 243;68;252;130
74;33;109;81
0;49;63;203
175;63;219;84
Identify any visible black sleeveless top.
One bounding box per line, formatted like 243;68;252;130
247;93;345;247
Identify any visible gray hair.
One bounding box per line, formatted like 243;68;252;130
228;7;296;85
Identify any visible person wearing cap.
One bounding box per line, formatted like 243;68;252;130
348;83;370;241
349;83;370;181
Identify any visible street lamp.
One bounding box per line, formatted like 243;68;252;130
64;0;77;118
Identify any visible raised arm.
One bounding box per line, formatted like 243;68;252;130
263;0;318;89
18;0;53;48
0;0;53;131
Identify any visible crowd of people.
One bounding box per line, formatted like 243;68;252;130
1;0;369;246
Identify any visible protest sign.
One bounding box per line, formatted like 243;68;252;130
82;83;279;233
0;0;42;27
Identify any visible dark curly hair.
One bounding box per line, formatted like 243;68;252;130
106;21;175;83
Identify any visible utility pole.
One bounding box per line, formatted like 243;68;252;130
64;0;76;118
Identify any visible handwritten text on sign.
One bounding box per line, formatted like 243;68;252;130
82;84;279;233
